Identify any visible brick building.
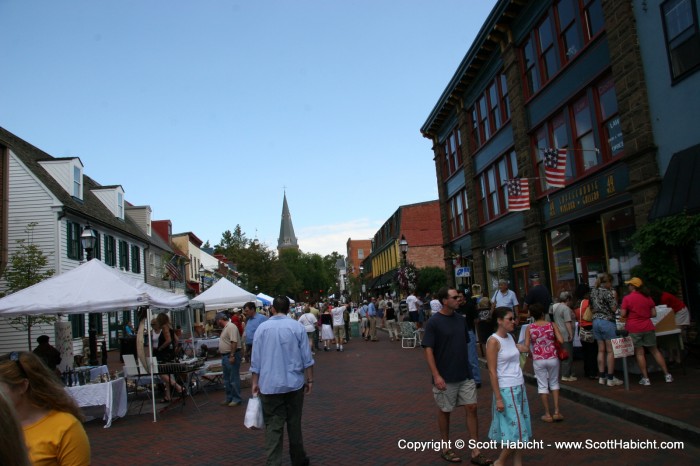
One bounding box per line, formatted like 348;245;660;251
362;200;443;297
421;0;672;302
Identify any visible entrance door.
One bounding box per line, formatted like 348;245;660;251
578;256;606;288
512;266;529;322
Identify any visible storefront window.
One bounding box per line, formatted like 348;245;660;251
548;226;576;293
602;207;640;288
512;240;529;263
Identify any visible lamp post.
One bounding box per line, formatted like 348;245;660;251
81;223;99;365
399;235;409;266
80;223;97;261
199;264;206;293
359;265;365;301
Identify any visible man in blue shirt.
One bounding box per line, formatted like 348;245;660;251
252;296;314;466
366;297;379;341
243;301;268;359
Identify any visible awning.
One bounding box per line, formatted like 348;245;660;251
649;146;700;220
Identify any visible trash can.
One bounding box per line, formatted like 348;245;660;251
350;311;360;338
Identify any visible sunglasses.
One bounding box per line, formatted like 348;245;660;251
9;352;28;378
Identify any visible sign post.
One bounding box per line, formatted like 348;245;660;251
611;335;634;391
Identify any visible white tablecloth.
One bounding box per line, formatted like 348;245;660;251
66;378;127;428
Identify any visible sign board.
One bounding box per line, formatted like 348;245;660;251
455;267;471;278
611;336;634;358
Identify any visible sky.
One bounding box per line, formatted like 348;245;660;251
0;0;497;257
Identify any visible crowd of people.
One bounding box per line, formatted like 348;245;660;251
1;271;688;466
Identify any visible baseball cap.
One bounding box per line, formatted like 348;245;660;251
624;277;643;288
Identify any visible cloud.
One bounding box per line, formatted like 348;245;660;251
297;218;381;257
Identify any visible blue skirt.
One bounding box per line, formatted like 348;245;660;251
489;384;532;443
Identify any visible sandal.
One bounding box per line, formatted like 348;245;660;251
441;450;462;463
553;413;564;421
541;414;553;423
470;453;493;465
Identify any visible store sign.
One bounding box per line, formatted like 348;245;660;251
611;336;635;358
543;165;629;222
455;266;471;278
607;116;624;157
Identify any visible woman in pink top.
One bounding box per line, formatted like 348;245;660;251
620;277;673;386
522;303;564;422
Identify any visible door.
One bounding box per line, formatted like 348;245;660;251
578;256;606;288
512;266;529;321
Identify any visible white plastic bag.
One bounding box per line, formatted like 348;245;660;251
244;396;264;430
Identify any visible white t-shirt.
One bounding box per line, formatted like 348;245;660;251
406;295;419;312
331;306;345;327
298;313;318;333
492;289;519;310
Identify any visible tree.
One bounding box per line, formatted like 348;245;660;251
1;223;56;350
417;266;449;295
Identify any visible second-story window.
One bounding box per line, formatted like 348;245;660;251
477;150;518;224
67;222;82;260
104;235;116;266
119;240;130;271
442;127;463;179
469;74;510;151
447;188;469;239
131;245;141;273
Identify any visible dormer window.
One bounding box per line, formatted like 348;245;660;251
73;166;82;198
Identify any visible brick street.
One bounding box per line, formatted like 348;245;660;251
87;336;699;465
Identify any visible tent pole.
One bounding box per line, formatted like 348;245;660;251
147;307;157;422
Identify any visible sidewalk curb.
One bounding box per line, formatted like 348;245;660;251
475;356;700;445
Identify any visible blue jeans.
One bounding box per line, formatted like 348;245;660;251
222;351;242;403
467;329;481;384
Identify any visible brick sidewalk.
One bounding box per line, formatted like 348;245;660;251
90;337;699;465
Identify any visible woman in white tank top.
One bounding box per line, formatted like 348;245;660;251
486;307;532;465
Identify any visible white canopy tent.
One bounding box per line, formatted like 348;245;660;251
256;292;274;306
0;259;190;421
190;278;257;311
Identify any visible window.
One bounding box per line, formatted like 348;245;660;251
441;127;463;179
469;74;510;151
521;0;604;98
358;249;365;259
131;245;141;273
69;314;85;338
149;252;156;276
477;150;518;224
93;232;101;260
67;222;82;260
662;0;700;81
104;235;116;266
558;0;583;60
73;166;81;198
531;75;622;192
447;189;469;239
119;240;130;270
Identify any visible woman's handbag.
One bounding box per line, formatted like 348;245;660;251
582;304;593;322
554;339;569;361
579;326;594;343
244;395;264;430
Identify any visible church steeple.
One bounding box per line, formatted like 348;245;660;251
277;191;299;253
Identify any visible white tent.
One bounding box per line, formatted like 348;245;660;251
0;259;189;315
256;292;274;306
0;259;190;421
190;278;257;311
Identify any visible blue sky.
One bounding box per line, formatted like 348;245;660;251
0;0;497;256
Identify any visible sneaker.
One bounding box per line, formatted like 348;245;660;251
607;377;623;386
228;401;241;407
339;347;344;352
639;377;651;386
220;401;231;406
665;373;674;383
599;377;607;385
562;376;577;382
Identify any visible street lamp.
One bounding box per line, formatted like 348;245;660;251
359;265;365;301
399;235;409;266
199;264;206;293
80;223;97;261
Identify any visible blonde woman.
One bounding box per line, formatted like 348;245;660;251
590;273;623;386
0;352;90;465
0;386;31;466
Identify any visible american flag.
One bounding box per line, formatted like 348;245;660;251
165;256;183;282
507;178;530;212
543;148;567;188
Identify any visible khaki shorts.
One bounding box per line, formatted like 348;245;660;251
333;325;346;340
432;379;477;412
631;331;657;348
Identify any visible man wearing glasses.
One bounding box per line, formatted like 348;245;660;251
422;287;491;465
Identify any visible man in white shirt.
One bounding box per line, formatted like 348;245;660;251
406;290;419;323
331;302;346;352
429;293;443;317
491;279;520;323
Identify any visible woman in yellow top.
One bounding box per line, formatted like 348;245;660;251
0;351;90;466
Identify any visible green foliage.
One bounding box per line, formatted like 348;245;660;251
214;226;340;301
630;213;700;291
1;223;57;350
416;266;448;295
